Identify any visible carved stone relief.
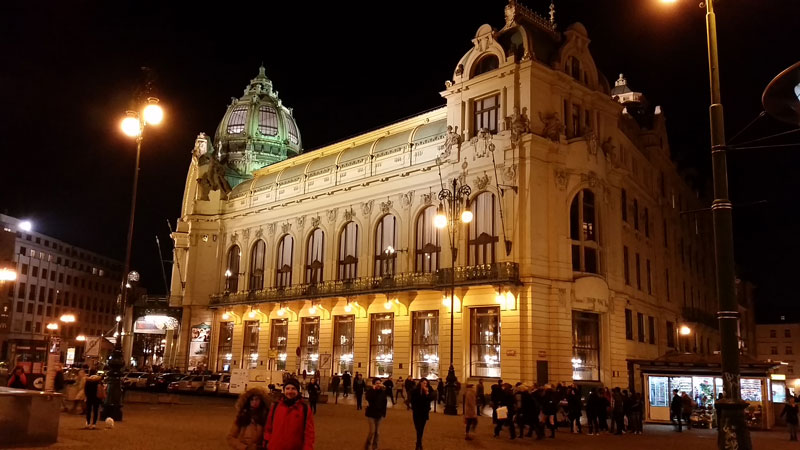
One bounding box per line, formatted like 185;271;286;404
267;223;276;236
537;111;564;142
311;216;321;228
281;222;292;234
380;200;393;215
475;173;491;190
326;209;337;224
361;200;374;217
400;191;414;209
343;208;355;222
503;164;517;184
295;216;305;230
421;192;433;206
255;227;263;239
581;171;599;188
554;169;568;191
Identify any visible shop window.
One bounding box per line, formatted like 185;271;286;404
305;228;324;284
338;222;359;281
249;240;266;291
300;317;320;375
369;313;394;378
570;190;599;274
216;322;234;373
275;235;294;288
333;315;355;375
415;206;441;273
468;192;498;265
243;321;259;369
225;245;241;292
470;307;501;378
411;310;439;380
374;215;397;277
270;319;288;371
572;311;600;381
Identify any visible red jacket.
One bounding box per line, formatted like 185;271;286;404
263;398;315;450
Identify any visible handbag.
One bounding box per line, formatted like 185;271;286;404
496;406;508;420
97;383;107;400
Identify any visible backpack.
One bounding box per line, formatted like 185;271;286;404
268;400;309;445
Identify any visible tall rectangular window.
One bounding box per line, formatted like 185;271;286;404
646;259;652;295
665;269;671;301
369;313;394;378
625;309;633;340
217;322;234;373
243;321;259;369
17;283;25;299
473;94;500;135
572;311;600;381
300;317;320;375
644;208;650;237
411;311;439;380
623;246;630;285
635;253;641;290
633;199;639;230
270;319;288;371
621;189;628;222
333;315;355;375
663;219;668;247
470;307;500;378
648;316;656;344
637;312;645;342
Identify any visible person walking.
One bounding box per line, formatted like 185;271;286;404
493;383;517;439
330;373;341;404
490;379;503;423
395;376;405;404
83;371;103;429
72;366;87;415
630;392;644;435
342;371;352;398
475;379;485;416
404;376;416;410
7;365;27;389
542;385;558;438
586;389;601;435
567;387;582;434
364;378;388;450
598;387;610;432
681;392;694;430
353;373;366;410
410;378;437;450
306;377;321;414
382;377;394;406
462;383;478;440
779;395;799;441
670;389;683;432
227;387;270;450
263;378;315;450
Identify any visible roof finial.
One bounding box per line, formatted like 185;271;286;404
258;63;266;77
549;0;556;26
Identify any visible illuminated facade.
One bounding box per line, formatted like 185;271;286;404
167;2;734;389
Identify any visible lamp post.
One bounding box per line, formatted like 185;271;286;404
435;177;472;415
104;97;164;421
659;1;751;448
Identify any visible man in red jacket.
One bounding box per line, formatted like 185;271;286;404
264;378;315;450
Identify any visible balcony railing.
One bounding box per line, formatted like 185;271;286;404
210;262;520;307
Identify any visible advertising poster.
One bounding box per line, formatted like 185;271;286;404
188;323;210;371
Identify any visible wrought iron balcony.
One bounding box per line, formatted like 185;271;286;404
210;262;520;307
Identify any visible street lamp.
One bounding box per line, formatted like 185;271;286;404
105;96;164;422
435;176;472;415
659;1;751;448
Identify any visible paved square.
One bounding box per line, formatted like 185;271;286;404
14;395;796;450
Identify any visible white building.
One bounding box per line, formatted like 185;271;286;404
166;1;735;391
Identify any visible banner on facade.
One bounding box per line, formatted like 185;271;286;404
188;322;210;371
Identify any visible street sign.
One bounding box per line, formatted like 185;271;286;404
319;353;332;371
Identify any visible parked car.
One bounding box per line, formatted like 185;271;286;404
216;374;231;395
203;374;222;393
203;374;231;394
122;372;148;389
178;374;208;393
167;377;186;393
153;373;184;392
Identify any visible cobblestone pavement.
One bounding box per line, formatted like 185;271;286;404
14;394;796;450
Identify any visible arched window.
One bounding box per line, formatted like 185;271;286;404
570;189;599;274
338;222;359;281
305;228;324;284
227;106;248;134
249;240;266;291
471;54;499;78
275;235;294;288
257;105;278;136
468;192;498;265
415;206;441;273
225;245;241;292
286;117;299;145
374;215;397;277
570;56;581;81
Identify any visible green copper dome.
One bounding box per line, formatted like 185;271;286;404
214;66;302;188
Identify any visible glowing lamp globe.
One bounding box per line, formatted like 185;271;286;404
461;209;473;223
434;213;448;229
121;116;142;137
143;102;164;125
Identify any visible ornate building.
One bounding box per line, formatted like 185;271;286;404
167;2;731;390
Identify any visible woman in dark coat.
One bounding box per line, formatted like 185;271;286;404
493;383;517;439
567;387;582;433
410;379;437;450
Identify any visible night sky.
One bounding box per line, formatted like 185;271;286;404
2;1;798;322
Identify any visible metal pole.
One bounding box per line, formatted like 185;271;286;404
104;132;142;422
444;177;458;415
705;1;751;448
